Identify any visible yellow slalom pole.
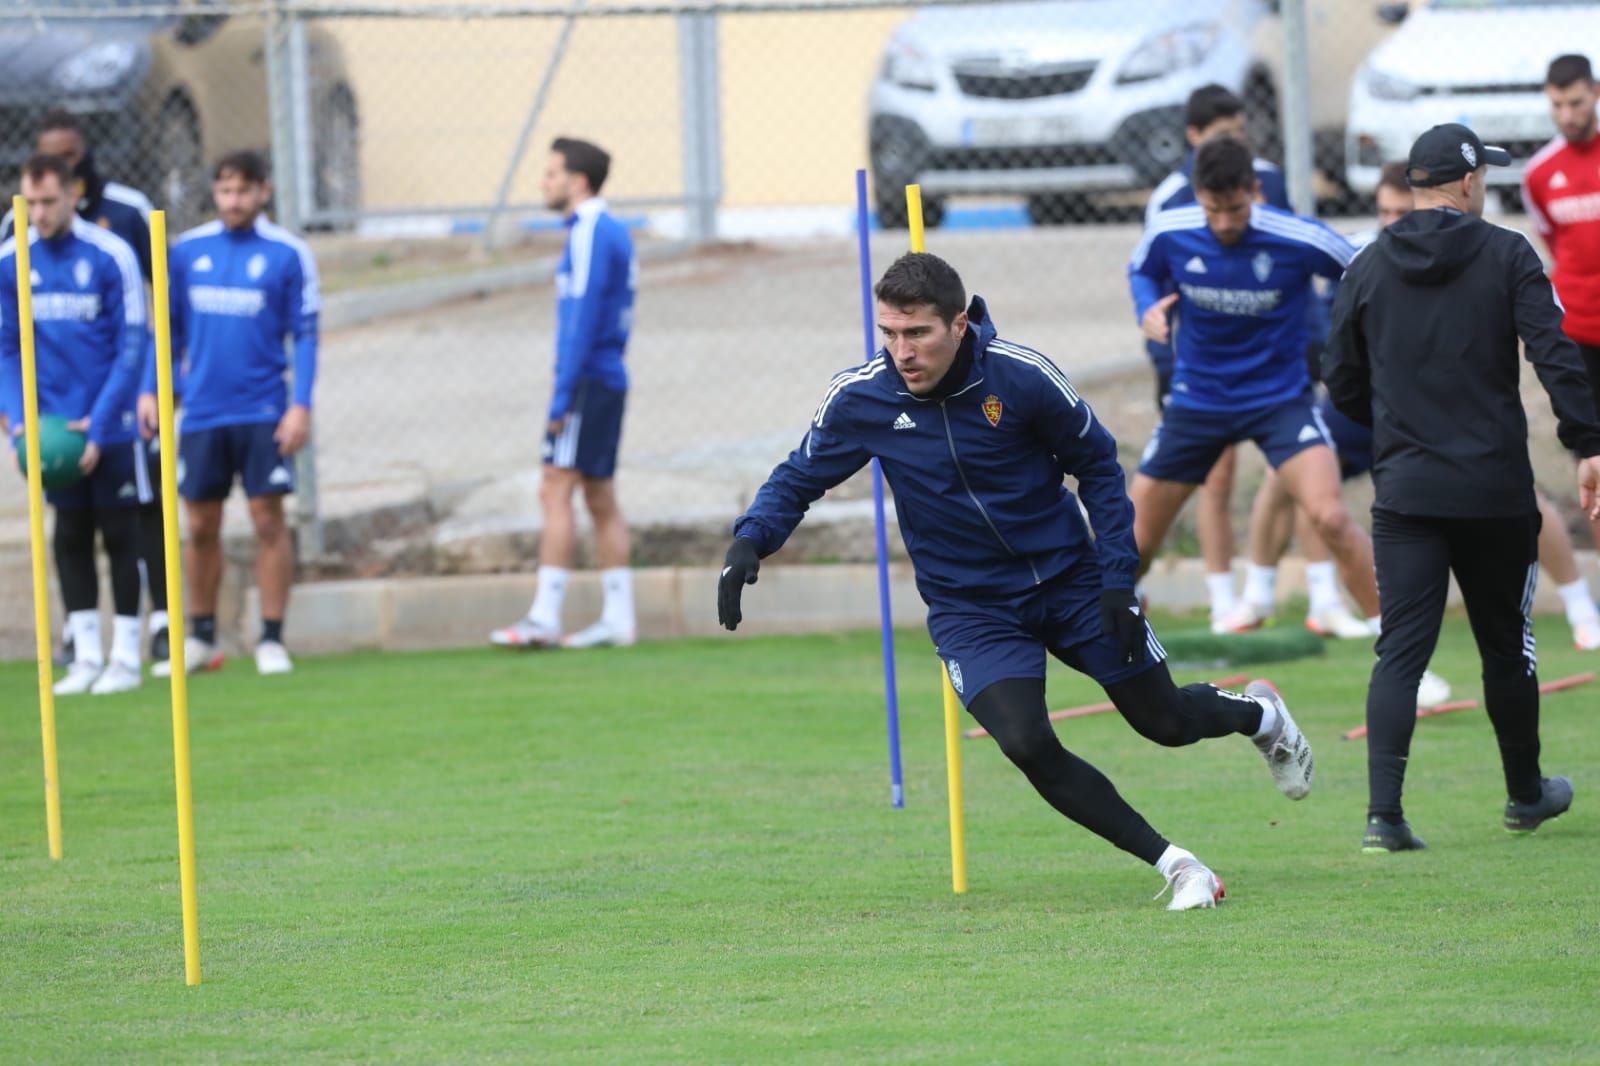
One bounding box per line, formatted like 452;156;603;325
942;668;968;894
14;196;63;861
903;183;967;893
151;211;201;985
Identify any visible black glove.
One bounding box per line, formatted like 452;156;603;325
1099;588;1147;666
717;537;761;631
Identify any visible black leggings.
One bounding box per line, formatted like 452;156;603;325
966;664;1263;864
138;500;168;612
53;505;141;617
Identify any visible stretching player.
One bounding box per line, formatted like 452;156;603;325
2;154;148;694
720;253;1313;910
1238;160;1600;651
1127;137;1380;624
1142;85;1291;630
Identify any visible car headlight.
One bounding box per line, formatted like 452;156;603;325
1117;23;1220;84
53;41;139;93
1363;66;1421;102
881;38;938;93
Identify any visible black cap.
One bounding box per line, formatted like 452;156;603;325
1405;123;1513;187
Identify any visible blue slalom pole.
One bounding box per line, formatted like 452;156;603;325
856;169;905;809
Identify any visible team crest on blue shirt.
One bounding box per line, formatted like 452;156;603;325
247;253;267;281
1252;251;1274;283
73;258;92;289
982;394;1003;427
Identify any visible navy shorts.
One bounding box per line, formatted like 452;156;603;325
543;382;626;479
1317;396;1372;480
929;557;1167;709
1138;393;1332;485
46;440;147;510
179;421;295;501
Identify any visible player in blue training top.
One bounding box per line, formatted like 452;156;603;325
139;151;319;677
0;110;170;674
1127;136;1381;625
1;154;149;695
717;252;1315;911
1143;84;1290;633
492;137;638;651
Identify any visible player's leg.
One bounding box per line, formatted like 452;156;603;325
80;444;146;694
1448;514;1571;832
492;409;586;647
1536;491;1600;650
238;422;297;675
1579;344;1600;557
178;425;231;672
1273;444;1379;619
566;385;634;649
1196;447;1238;629
1225;469;1295;631
1131;405;1230;579
50;495;104;695
1363;508;1449;852
136;435;171;675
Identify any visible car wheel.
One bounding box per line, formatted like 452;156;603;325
314;85;362;226
1026;194;1091;226
154;98;206;230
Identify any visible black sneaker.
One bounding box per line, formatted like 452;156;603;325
1504;776;1574;834
150;627;172;678
1362;816;1427;853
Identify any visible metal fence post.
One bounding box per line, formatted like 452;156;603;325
677;11;723;244
1279;0;1316;217
266;3;323;561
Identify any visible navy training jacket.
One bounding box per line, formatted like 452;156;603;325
734;297;1138;605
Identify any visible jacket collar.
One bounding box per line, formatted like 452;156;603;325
567;196;608;226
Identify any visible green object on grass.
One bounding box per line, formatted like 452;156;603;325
1156;624;1326;668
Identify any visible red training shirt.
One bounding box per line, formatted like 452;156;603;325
1524;133;1600;345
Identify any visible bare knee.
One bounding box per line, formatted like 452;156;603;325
582;478;618;519
249;498;288;546
541;469;578;513
187;505;223;547
1307;502;1354;546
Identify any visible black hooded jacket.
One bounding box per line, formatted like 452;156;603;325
1325;207;1600;517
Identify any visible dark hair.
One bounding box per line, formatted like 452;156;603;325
1185;84;1245;132
37;108;84;140
1546;53;1593;89
21;153;73;189
874;252;966;325
551;137;611;195
1377;161;1411;195
1192;136;1255;194
214;150;268;185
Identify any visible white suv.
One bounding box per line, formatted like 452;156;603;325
868;0;1267;226
1345;0;1600;196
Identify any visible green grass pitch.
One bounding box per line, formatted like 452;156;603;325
2;618;1597;1063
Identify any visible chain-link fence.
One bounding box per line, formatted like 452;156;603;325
3;0;1598;656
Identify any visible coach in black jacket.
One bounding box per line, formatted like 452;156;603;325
1326;123;1600;853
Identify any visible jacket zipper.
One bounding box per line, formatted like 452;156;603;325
939;401;1041;585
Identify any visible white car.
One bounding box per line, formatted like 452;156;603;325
868;0;1267;226
1345;0;1600;196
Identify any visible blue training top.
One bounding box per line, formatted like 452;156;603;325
735;297;1139;605
144;216;320;433
1128;203;1354;412
550;197;635;422
1;217;147;447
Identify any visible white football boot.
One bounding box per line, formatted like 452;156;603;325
1417;670;1452;709
1158;858;1226;911
1305;605;1375;640
255;640;294;675
490;617;562;649
184;638;224;675
90;660;143;695
53;660;103;696
1248;679;1314;800
561;620;637;649
1216;601;1273;634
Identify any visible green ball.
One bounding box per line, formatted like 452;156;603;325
19;414;86;491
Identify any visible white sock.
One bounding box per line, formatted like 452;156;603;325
1557;579;1600;625
1243;564;1277;611
1205;572;1236;618
600;567;635;632
1155;844;1197;879
148;609;169;636
1252;696;1280;741
111;615;142;669
529;566;569;632
1305;561;1342;616
69;610;104;667
1367;615;1383;635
